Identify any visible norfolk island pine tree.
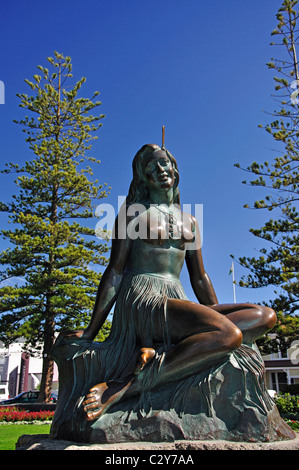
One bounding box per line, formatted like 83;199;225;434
0;52;111;402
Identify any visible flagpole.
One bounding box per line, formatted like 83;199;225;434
232;262;236;303
229;261;237;303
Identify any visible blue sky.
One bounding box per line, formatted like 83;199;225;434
0;0;286;306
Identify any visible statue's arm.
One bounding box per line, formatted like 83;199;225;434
82;215;133;340
185;217;218;306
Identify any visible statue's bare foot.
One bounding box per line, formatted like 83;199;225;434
134;347;155;375
82;347;155;421
83;380;132;421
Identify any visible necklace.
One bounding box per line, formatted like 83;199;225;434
153;205;181;240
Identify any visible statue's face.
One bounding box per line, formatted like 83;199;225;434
144;150;175;191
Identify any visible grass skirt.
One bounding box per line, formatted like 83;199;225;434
99;271;188;382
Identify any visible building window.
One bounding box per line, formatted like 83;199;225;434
271;371;288;392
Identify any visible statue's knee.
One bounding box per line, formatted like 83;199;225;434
231;326;243;350
261;306;277;330
222;323;243;352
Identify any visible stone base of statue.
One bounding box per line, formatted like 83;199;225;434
50;336;295;444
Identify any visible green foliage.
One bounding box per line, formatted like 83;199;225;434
283;418;299;429
257;311;299;354
275;392;299;430
95;319;112;342
274;392;299;414
0;52;110;397
233;2;299;335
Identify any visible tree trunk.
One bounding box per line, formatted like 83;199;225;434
38;69;60;403
38;354;54;403
38;312;55;403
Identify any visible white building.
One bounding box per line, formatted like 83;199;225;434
263;341;299;393
0;338;58;400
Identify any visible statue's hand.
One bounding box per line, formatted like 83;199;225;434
58;329;92;341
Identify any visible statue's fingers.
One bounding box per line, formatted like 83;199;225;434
84;402;99;411
83;395;97;406
84;389;97;399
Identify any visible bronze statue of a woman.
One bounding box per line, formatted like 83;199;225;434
60;142;277;423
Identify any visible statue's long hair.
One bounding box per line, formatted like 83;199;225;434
126;144;180;206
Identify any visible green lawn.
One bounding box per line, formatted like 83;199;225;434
0;424;51;450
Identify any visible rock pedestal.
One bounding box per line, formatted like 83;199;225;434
50;339;295;444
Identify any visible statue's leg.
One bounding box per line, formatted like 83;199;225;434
83;300;244;420
209;303;277;345
156;299;243;384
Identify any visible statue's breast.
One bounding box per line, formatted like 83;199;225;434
127;208;195;247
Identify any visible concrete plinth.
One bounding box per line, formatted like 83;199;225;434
16;432;299;451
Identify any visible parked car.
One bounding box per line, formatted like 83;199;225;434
0;390;58;405
0;384;9;401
